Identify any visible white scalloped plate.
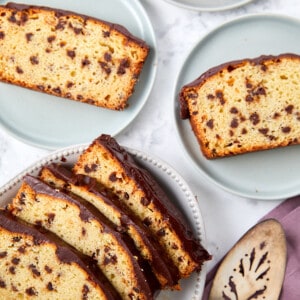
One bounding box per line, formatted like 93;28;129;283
0;145;207;300
0;0;157;149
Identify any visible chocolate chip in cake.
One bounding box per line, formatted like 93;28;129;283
26;287;37;296
141;197;150;206
46;213;55;225
258;128;269;135
285;105;294;114
66;81;74;88
230;107;239;114
82;284;90;299
9;266;16;274
104;52;112;62
30;56;39;65
52;87;62;95
47;282;54;291
29;264;41;277
44;265;52;274
206;119;214;129
230;118;239;128
0;280;6;288
109;172;118;182
25;32;33;42
157;228;166;237
216;90;226;105
0;31;5;39
55;19;67;30
0;251;7;258
282;126;291;133
99;61;111;75
16;66;24;74
117;59;130;75
47;35;56;43
249;112;260;125
102;30;110;37
67;50;76;59
143;217;152;227
11;257;20;265
81;58;91;68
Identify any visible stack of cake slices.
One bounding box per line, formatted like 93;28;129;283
2;134;211;299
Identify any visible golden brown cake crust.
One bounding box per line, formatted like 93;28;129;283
180;53;300;158
0;3;149;110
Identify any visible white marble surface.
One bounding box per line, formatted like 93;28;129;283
0;0;300;277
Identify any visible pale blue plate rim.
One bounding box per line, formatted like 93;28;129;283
163;0;254;11
0;0;157;150
173;13;300;200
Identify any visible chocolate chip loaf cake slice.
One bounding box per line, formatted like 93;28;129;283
73;134;211;279
40;163;180;290
180;53;300;158
8;175;154;300
0;210;119;300
0;3;149;110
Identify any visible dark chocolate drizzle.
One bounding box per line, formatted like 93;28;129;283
42;163;180;287
179;53;300;119
96;134;211;270
0;210;120;300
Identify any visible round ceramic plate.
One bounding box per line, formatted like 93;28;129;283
163;0;253;11
0;0;157;149
0;145;207;300
174;14;300;200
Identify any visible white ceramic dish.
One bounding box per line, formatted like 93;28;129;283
0;0;157;149
174;14;300;200
163;0;253;11
0;145;207;300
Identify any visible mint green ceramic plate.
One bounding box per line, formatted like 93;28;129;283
163;0;253;11
0;0;157;149
174;14;300;200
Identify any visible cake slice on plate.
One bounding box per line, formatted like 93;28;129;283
0;210;119;300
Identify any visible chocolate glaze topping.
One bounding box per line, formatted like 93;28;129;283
96;134;211;270
4;2;149;49
0;210;120;300
179;53;300;119
43;163;180;287
21;175;155;298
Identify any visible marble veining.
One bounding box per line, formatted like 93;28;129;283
0;0;299;272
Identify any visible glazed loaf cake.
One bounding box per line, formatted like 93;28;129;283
8;175;153;300
180;53;300;158
40;163;179;290
0;210;119;300
0;3;149;110
73;134;211;279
